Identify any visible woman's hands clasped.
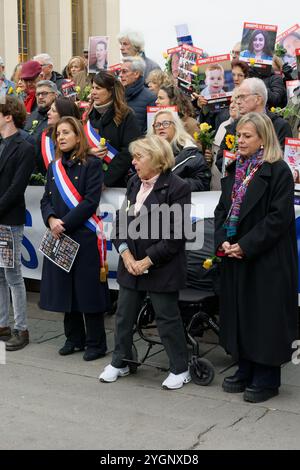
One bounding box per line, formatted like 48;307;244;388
221;241;244;259
121;250;153;276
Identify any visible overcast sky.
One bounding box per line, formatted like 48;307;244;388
120;0;299;66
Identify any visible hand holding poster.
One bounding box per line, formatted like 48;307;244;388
284;138;300;190
39;230;80;273
239;22;277;72
0;225;14;269
88;36;109;73
277;25;300;68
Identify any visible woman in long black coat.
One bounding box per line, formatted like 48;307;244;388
87;70;141;188
99;135;192;390
40;116;110;361
214;112;298;403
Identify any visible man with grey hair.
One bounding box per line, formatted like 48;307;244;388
120;57;156;134
24;80;59;176
33;53;66;93
118;29;161;81
216;77;292;171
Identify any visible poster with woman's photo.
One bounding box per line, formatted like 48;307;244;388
88;36;109;73
284;138;300;190
277;24;300;68
239;22;277;72
177;44;203;95
196;54;234;111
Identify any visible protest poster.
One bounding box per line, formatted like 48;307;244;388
166;46;182;82
0;225;14;269
296;48;300;79
239;22;277;74
147;105;178;131
108;63;121;78
284;138;300;190
196;54;233;111
286;80;300;100
88;36;109;73
277;24;300;68
175;24;193;46
177;44;203;95
39;230;80;273
222;150;236;177
61;80;77;101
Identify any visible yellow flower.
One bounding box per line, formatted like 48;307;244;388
191;65;199;74
99;137;106;147
75;86;81;94
32;120;39;126
203;259;213;270
270;107;276;113
199;123;212;133
193;131;199;141
249;58;256;66
16;87;23;94
8;86;14;95
163;52;169;59
225;134;235;150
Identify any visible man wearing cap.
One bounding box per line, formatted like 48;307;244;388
24;80;58;176
33;53;66;93
0;56;16;99
0;96;35;350
20;60;43;113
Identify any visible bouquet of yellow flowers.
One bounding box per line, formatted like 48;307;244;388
193;122;215;152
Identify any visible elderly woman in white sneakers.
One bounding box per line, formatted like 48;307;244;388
99;135;191;389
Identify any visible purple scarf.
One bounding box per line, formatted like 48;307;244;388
224;149;264;237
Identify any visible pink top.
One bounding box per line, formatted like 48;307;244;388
134;174;160;216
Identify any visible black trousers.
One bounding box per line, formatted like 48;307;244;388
112;287;189;374
237;358;281;389
64;312;107;354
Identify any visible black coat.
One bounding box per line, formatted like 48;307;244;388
216;111;293;171
50;71;67;93
125;77;156;133
214;159;298;366
40;154;110;314
24;107;50;176
113;171;191;292
172;146;211;192
89;106;141;187
0;132;35;225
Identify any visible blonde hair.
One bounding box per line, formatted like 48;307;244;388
146;69;173;87
205;64;224;75
149;109;195;149
236;112;283;163
66;56;86;79
129;135;175;172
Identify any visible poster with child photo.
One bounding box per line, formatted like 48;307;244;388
284;138;300;190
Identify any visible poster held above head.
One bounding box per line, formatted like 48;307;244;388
277;24;300;68
196;54;234;112
286;80;300;100
175;24;193;46
166;46;182;83
240;22;277;76
88;36;109;74
177;44;203;95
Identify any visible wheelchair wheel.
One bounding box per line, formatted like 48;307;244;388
128;344;139;374
190;357;215;386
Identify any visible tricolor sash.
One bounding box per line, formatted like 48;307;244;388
84;120;118;165
41;130;55;170
52;159;108;282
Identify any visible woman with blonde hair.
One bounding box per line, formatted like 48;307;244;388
146;69;173;95
99;135;191;390
215;112;298;403
149;109;211;191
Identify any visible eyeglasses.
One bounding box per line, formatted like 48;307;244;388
153;120;174;129
235;93;259;101
36;91;55;98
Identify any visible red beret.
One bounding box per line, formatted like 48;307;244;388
21;60;42;80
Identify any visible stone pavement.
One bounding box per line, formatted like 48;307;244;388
1;292;300;450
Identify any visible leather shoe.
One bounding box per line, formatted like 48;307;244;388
83;349;106;361
222;374;248;393
243;385;279;403
58;343;84;356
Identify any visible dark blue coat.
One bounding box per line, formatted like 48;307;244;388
125;77;156;134
39;154;110;314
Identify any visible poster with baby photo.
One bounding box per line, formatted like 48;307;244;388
284;138;300;190
147;106;178;131
277;25;300;68
286;80;300;100
88;36;109;74
196;54;233;111
177;44;203;95
239;22;277;73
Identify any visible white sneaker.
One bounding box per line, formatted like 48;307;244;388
162;370;191;390
99;364;130;383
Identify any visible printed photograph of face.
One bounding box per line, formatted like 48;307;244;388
88;36;109;73
240;28;276;64
198;59;233;102
279;29;300;66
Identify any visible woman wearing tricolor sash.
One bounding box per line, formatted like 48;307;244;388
40;116;110;361
87;71;141;187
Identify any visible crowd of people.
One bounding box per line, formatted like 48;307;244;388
0;26;299;402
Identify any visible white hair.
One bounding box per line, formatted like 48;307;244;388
242;77;268;107
33;53;54;66
117;29;145;52
123;56;146;76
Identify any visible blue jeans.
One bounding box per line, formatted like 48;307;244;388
0;225;27;331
